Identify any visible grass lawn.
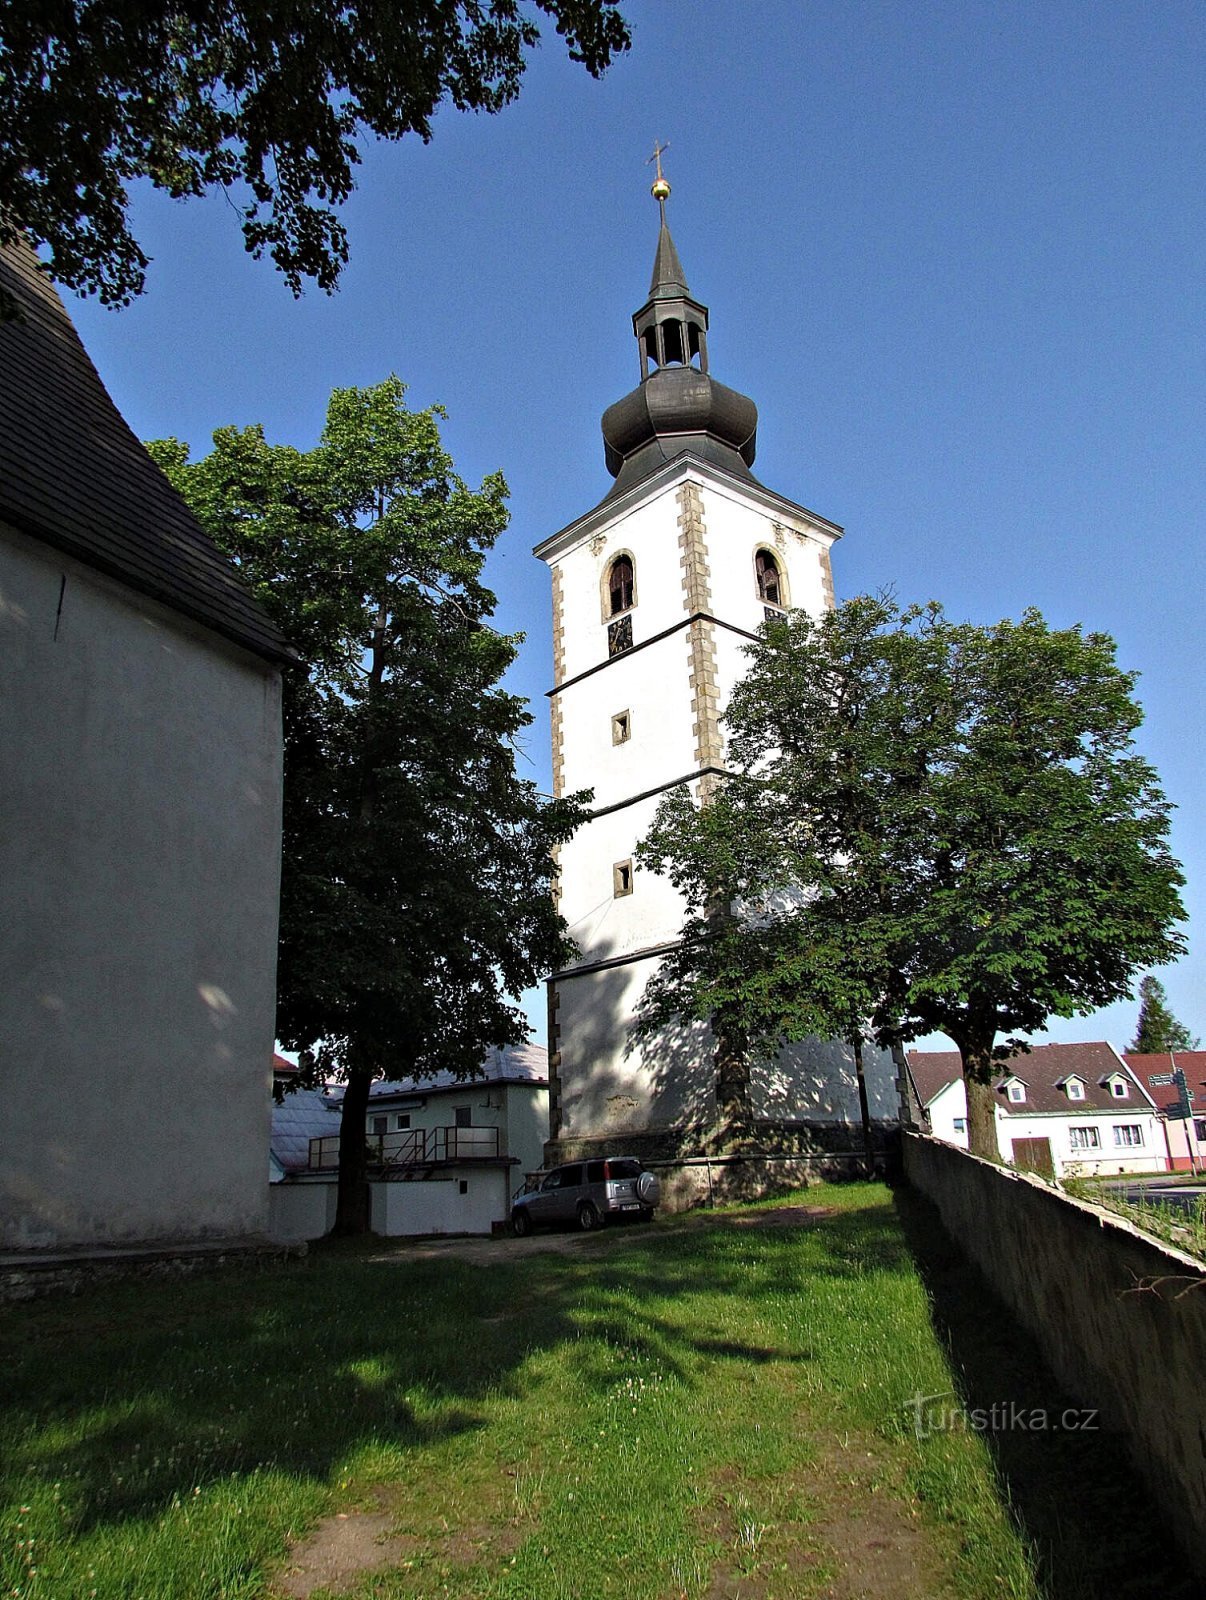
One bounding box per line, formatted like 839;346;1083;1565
0;1183;1195;1599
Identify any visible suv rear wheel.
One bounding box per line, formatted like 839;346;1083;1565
577;1201;601;1232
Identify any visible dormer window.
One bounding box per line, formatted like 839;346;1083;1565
608;554;634;616
1106;1075;1130;1099
1065;1078;1085;1101
756;549;783;607
1005;1079;1027;1104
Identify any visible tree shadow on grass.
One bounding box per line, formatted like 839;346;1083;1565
895;1183;1200;1600
0;1221;836;1541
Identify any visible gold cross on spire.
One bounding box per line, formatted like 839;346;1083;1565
647;140;671;216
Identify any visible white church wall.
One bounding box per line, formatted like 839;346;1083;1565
697;482;833;633
555;635;697;814
554;483;688;684
755;1039;900;1123
0;527;282;1250
556;956;716;1138
557;793;689;962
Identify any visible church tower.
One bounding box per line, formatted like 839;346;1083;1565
535;165;899;1171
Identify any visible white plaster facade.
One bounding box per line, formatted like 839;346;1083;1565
537;457;898;1147
918;1073;1166;1177
0;527;284;1249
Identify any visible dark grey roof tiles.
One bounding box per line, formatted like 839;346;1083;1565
0;239;293;666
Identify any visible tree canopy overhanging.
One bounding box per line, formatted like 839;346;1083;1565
149;376;589;1231
636;595;1187;1160
0;0;630;309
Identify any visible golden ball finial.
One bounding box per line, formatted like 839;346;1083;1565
651;175;671;202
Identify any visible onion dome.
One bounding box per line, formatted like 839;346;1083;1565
600;172;759;497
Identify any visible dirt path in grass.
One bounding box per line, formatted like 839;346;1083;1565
337;1205;835;1269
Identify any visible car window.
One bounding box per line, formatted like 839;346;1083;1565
606;1159;642;1179
586;1160;605;1182
558;1164;584;1188
541;1172;562;1191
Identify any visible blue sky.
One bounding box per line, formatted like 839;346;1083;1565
68;0;1203;1052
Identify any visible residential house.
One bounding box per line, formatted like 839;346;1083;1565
0;238;292;1253
1123;1051;1206;1173
269;1044;550;1240
907;1042;1164;1178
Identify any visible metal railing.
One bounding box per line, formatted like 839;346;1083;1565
308;1124;501;1171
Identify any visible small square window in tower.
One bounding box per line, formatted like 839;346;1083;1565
608;615;633;656
613;859;634;897
612;710;631;744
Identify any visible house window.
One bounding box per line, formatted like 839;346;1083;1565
370;1114;388;1135
1069;1126;1102;1151
395;1114;411;1131
459;1180;469;1195
755;548;784;608
613;859;634;897
1007;1082;1026;1103
1066;1080;1085;1101
454;1106;472;1128
612;710;631;745
952;1118;967;1135
1109;1079;1129;1098
1113;1125;1144;1148
608;554;635;615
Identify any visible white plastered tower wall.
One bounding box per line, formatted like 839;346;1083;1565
537;460;899;1153
533;194;903;1165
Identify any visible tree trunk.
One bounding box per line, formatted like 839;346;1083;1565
333;1066;374;1235
852;1035;874;1175
957;1039;1000;1162
714;1018;752;1143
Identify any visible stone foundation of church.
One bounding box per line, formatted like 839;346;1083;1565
544;1119;901;1212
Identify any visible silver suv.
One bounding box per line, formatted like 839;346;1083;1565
511;1156;660;1234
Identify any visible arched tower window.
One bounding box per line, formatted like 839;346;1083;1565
755;548;783;607
609;554;635;615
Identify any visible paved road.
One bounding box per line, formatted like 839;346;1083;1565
1102;1176;1206;1216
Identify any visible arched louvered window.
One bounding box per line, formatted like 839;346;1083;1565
756;549;782;607
609;554;635;615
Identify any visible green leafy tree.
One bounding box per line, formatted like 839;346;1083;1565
150;377;587;1232
637;596;1186;1161
1130;975;1199;1053
1;0;629;310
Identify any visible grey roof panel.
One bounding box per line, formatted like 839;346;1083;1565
0;239;293;667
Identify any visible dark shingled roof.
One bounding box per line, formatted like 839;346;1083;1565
908;1041;1154;1116
0;239;293;666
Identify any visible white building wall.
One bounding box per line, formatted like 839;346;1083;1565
372;1170;511;1236
922;1076;1166;1176
0;529;283;1249
556;641;698;814
269;1182;337;1243
695;482;832;632
543;461;863;1146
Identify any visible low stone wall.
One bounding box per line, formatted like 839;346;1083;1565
904;1131;1206;1577
546;1121;899;1211
0;1236;304;1304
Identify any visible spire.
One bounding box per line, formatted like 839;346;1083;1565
646;140;689;299
649;222;689;300
597;150;759;497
